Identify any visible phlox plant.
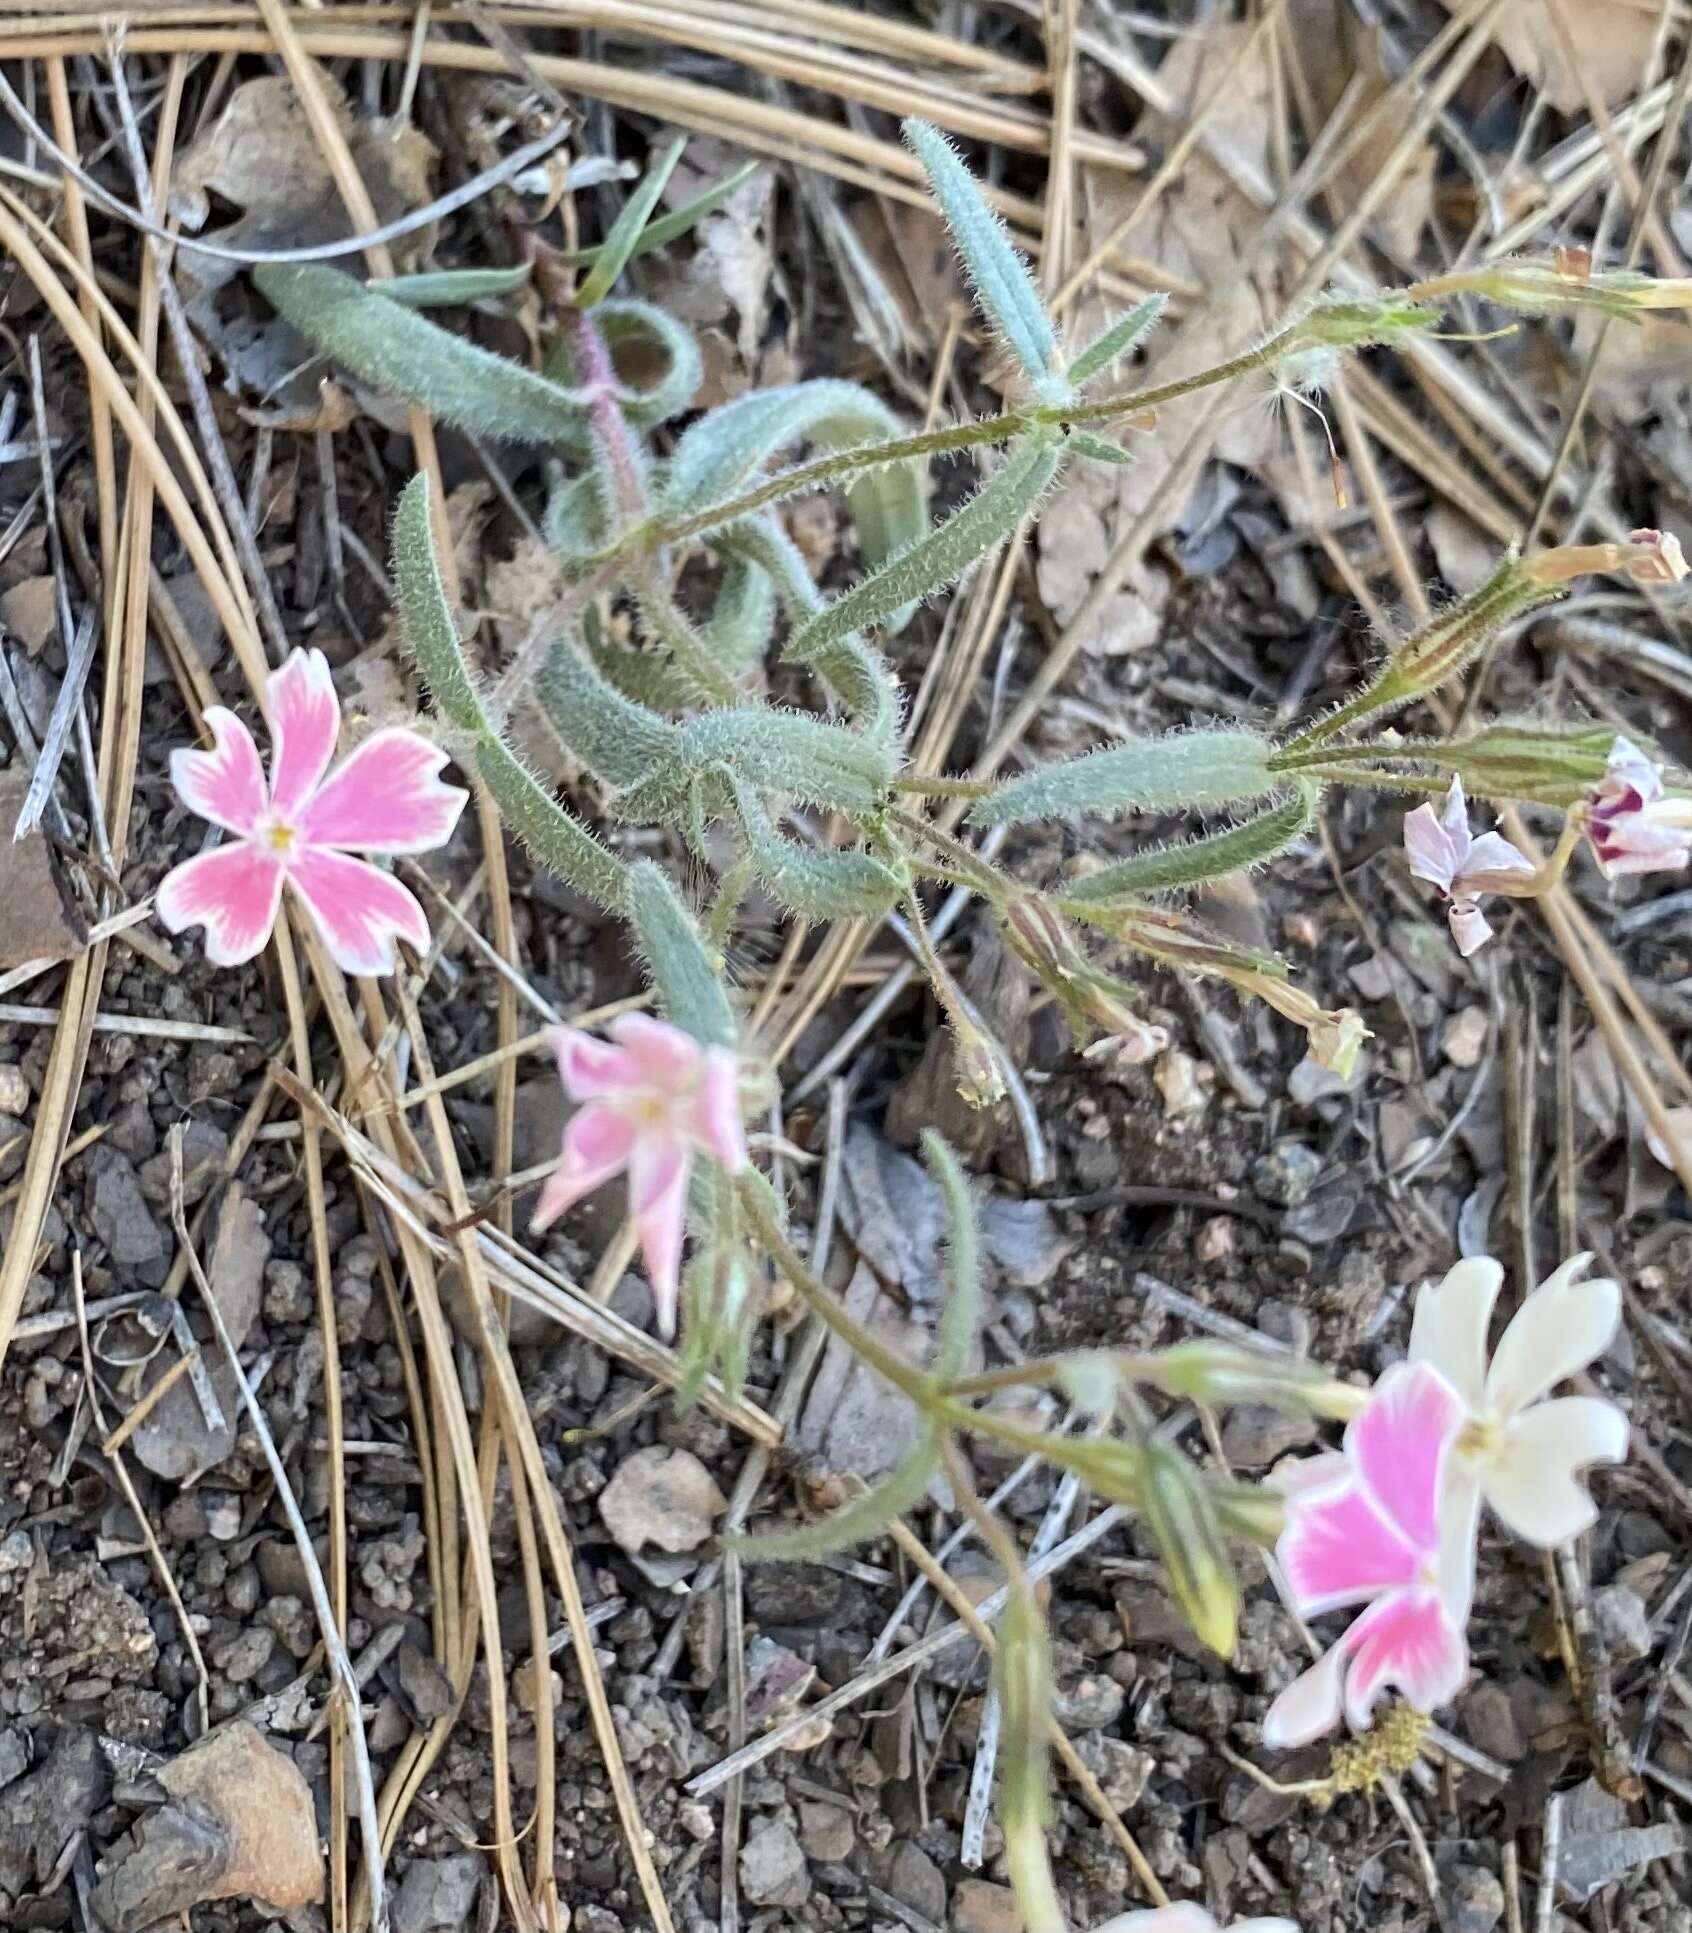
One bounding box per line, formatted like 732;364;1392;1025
154;121;1685;1932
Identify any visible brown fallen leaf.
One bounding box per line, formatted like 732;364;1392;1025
0;771;87;970
1451;0;1661;114
0;576;58;656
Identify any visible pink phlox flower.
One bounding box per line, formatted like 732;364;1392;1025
1403;776;1535;956
157;648;467;974
1409;1254;1628;1548
1622;527;1688;585
532;1013;748;1339
1092;1905;1299;1933
1263;1362;1473;1748
1586;735;1692;879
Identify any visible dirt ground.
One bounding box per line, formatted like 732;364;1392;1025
1;3;1691;1931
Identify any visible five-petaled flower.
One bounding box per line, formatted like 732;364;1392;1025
1264;1363;1473;1747
1094;1909;1298;1933
533;1014;748;1337
1408;1253;1628;1547
1403;777;1536;957
1586;736;1692;879
158;649;467;974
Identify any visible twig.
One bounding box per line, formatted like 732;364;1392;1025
1534;1791;1562;1933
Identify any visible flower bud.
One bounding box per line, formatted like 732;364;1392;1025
1139;1441;1241;1660
1210;1479;1288;1548
1144;1340;1353;1415
950;1017;1007;1109
1292;293;1443;352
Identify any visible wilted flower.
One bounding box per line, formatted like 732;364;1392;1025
1403;776;1536;956
1264;1363;1473;1747
1620;527;1688;584
533;1014;748;1337
158;648;467;973
1408;1254;1628;1547
1586;736;1692;879
1093;1904;1299;1933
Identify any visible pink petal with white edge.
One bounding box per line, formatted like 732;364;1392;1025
610;1012;705;1088
265;648;342;819
1485;1255;1619;1416
532;1102;637;1232
170;708;267;836
691;1047;748;1171
1403;799;1463;893
1261;1644;1347;1750
549;1028;642;1102
630;1138;691;1336
287;846;430;976
1346;1361;1463;1553
1485;1397;1629;1547
1408;1255;1503;1411
297;728;468;853
1340;1587;1466;1729
156;842;285;967
1278;1477;1421;1615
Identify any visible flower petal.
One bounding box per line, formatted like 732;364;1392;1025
1089;1909;1218;1933
630;1136;691;1337
1408;1255;1503;1411
1340;1587;1466;1728
170;707;267;836
1346;1361;1464;1554
297;727;468;853
1437;1471;1483;1627
1485;1254;1620;1417
1448;899;1494;956
1278;1475;1421;1616
1403;799;1462;893
1438;775;1471;843
531;1103;636;1233
610;1012;704;1088
548;1027;641;1102
1261;1644;1347;1750
1461;831;1536;886
1483;1397;1629;1546
287;847;430;976
265;647;342;819
156;842;285;967
691;1047;748;1172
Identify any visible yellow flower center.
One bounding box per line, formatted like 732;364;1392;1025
264;819;298;855
1456;1414;1502;1460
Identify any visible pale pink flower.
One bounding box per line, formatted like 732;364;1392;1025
533;1014;748;1337
1403;777;1535;956
1409;1254;1628;1547
157;649;466;974
1093;1908;1298;1933
1586;736;1692;879
1621;527;1688;585
1263;1363;1473;1747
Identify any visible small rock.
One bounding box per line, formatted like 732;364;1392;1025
598;1445;726;1555
130;1355;238;1484
140;1118;230;1206
1250;1138;1322;1208
393;1851;486;1933
1441;1006;1490;1069
889;1839;947;1922
1459;1681;1525;1764
1287;1051;1364;1104
798;1800;854;1863
1052;1671;1125;1731
1592;1583;1652;1663
1221;1403;1317;1469
1155;1049;1208;1120
0;772;86;969
203;1184;269;1350
152;1723;321;1910
0;576;58;653
0;1727;107;1897
1558;1775;1684;1900
0;1065;27;1115
211;1625;276;1686
1072;1732;1154;1811
739;1818;809;1908
952;1877;1024;1933
392;1643;455;1725
89;1152;167;1283
1447;1865;1505;1933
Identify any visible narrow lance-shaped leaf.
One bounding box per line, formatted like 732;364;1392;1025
727;774;905;919
785;439;1062;665
1066;294;1165;384
668;708;896;814
728;1429;938;1563
626;859;737;1049
1065;430;1135;465
391;476;628;914
575;135;687;309
588;299;703;427
904;120;1059;388
700;553;778;674
1063;784;1319;900
536;640;680;789
257;263;592;449
376;264;535;307
995;1587;1065;1933
923;1132;981;1387
970;728;1277;828
558;160;761;267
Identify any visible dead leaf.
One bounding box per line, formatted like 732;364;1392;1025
847;196;967;352
0;577;58;656
1033;453;1172;657
0;771;87;970
1457;0;1661;114
1556;1776;1684;1900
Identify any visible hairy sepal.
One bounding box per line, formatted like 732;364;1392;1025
728;1428;937;1562
626;859;737;1049
1063;784;1319;900
257;263;592;450
726;774;904;919
971;729;1277;828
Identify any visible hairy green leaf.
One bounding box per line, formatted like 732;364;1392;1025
727;775;904;918
559;160;761;268
971;729;1277;828
536;641;679;788
588;635;703;713
923;1132;981;1386
257;263;591;448
576;136;687;308
1067;295;1165;384
594;299;703;427
544;471;611;570
729;1429;937;1562
627;707;894;816
1062;785;1319;900
1064;430;1134;465
627;859;737;1048
476;732;630;913
701;552;778;673
904;120;1058;387
376;264;535;307
785;439;1061;664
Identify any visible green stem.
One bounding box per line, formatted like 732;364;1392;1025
886;805;1015;899
893;771;1001;799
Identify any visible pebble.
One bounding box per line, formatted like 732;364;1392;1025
1441;1006;1490;1069
158;1722;322;1911
598;1445;727;1555
1447;1866;1505;1933
799;1800;855;1863
952;1877;1024;1933
1250;1138;1322;1208
1220;1403;1317;1469
392;1852;486;1933
89;1152;167;1283
1592;1583;1653;1663
888;1840;947;1922
0;1065;28;1115
738;1819;810;1908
